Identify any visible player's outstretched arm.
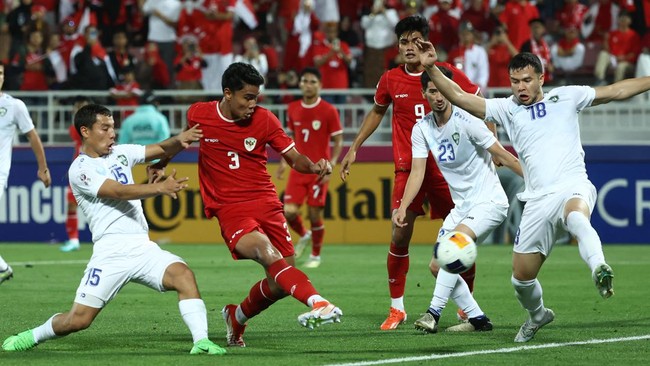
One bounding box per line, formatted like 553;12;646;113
392;157;426;228
340;104;388;181
592;76;650;106
487;141;523;177
98;169;189;200
416;39;487;120
145;125;203;162
283;147;332;180
24;129;51;188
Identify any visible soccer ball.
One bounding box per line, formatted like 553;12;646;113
434;231;477;274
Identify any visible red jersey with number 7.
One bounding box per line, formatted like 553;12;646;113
187;101;295;212
286;97;342;162
374;62;480;172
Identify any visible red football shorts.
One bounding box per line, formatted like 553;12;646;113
283;170;328;207
392;160;453;219
213;199;294;260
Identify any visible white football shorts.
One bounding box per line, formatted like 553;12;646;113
74;234;185;308
513;180;597;257
438;201;509;244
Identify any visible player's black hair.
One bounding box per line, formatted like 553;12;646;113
508;52;544;75
222;62;265;93
299;67;321;81
394;15;429;39
420;66;453;91
74;104;112;137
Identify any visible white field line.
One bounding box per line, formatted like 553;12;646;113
9;260;88;266
326;334;650;366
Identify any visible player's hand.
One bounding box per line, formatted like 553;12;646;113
147;164;166;184
38;168;51;188
415;39;438;69
340;150;356;182
392;208;408;227
312;158;332;181
178;124;203;148
159;169;189;199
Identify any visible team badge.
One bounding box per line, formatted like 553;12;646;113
117;154;128;166
312;120;321;130
244;137;257;151
452;132;460;145
0;107;6;117
550;96;559;102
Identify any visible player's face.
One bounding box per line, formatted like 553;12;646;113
397;31;425;65
509;65;544;106
224;83;260;120
81;114;116;157
299;73;321;99
422;80;449;113
0;65;4;91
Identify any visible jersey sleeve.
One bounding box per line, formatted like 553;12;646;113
411;121;430;159
186;103;199;129
484;97;513;126
327;104;343;136
69;159;107;198
266;110;295;154
374;71;392;106
563;85;596;112
14;98;36;134
464;113;497;149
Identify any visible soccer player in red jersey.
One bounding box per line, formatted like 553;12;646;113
340;15;481;330
186;62;342;347
276;67;343;268
60;96;93;253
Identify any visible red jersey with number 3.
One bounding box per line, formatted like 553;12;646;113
286;97;342;162
187;101;295;212
374;63;479;172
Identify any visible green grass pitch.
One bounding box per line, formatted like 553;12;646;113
1;243;649;365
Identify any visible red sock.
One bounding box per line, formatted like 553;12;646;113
387;242;409;298
268;259;318;305
240;279;283;319
460;262;476;293
66;212;78;240
310;220;324;256
288;216;307;237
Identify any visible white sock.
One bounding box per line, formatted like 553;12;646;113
32;313;60;343
450;276;483;319
429;269;457;314
511;276;546;323
235;305;248;324
390;296;404;311
178;299;208;343
307;294;327;307
566;211;606;271
0;255;8;271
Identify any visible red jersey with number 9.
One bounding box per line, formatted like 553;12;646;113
187;101;295;213
374;62;479;172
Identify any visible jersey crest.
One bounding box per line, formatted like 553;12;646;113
244;137;257;151
117;155;128;166
452;132;460;145
312;120;321;130
0;107;6;117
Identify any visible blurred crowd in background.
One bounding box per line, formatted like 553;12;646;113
1;0;650;104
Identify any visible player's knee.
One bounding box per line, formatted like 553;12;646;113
429;259;440;276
